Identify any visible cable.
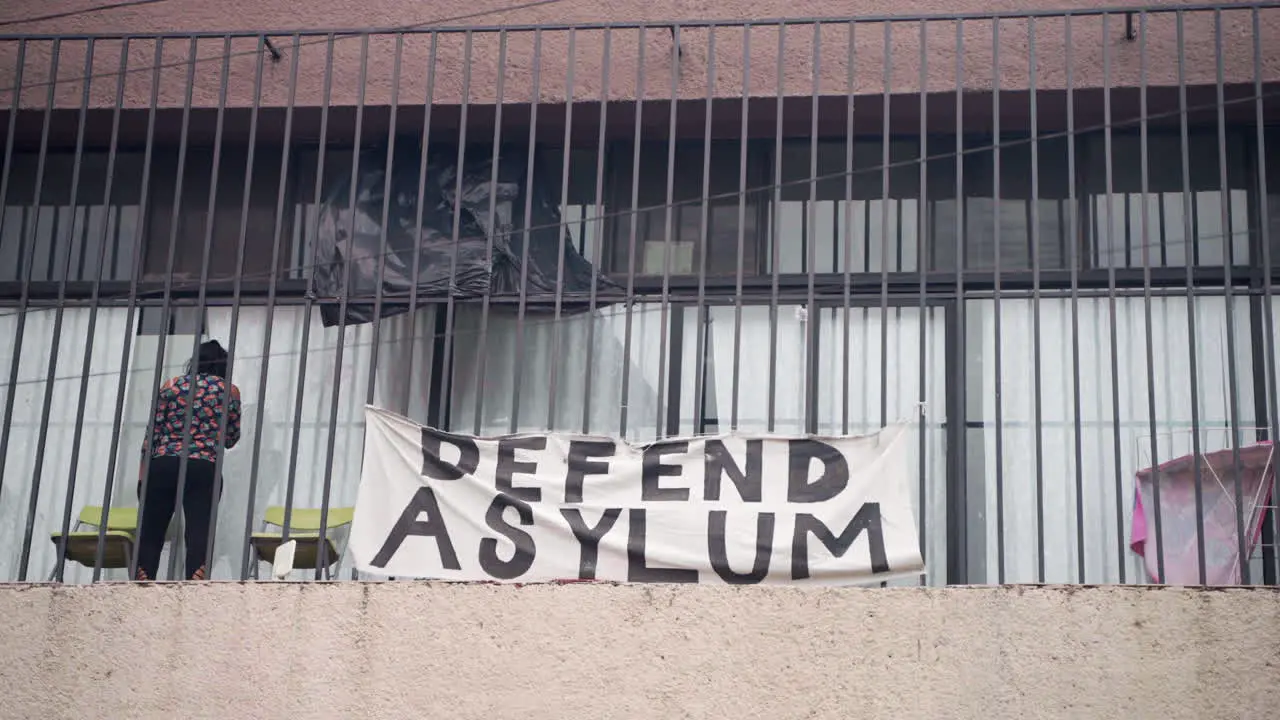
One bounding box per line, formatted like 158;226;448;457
0;0;174;29
0;83;1274;324
0;0;573;95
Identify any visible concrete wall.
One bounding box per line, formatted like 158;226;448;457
0;582;1277;719
1;0;1279;110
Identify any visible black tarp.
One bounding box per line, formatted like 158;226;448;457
313;145;617;327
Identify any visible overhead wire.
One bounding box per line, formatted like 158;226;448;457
0;0;574;95
0;0;175;29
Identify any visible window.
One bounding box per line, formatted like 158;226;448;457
144;146;292;282
0;147;292;287
773;138;924;274
603;140;769;277
1082;132;1251;269
541;146;604;266
964;295;1259;584
929;134;1075;273
0;152;145;283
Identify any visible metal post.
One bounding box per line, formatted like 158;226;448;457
168;35;233;581
0;39;57;580
579;27;610;435
207;35;269;576
1028;17;1047;583
546;28;576;431
94;37;160;581
36;38;96;582
510;28;544;433
130;36;198;581
992;18;1007;584
1137;12;1169;584
1175;11;1209;585
1065;15;1088;584
239;34;301;580
315;33;370;578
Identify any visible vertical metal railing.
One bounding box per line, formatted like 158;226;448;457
0;4;1276;587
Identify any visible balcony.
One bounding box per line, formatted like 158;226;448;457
0;4;1278;587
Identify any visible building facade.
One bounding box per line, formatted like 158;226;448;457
1;0;1279;587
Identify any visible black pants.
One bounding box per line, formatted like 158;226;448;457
136;455;220;581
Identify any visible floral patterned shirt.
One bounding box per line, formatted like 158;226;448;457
147;373;241;463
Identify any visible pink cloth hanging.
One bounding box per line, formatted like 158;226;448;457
1130;443;1274;585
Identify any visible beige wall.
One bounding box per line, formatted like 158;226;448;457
0;582;1277;719
1;0;1279;111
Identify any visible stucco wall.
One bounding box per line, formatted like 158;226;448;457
0;582;1276;719
1;0;1279;110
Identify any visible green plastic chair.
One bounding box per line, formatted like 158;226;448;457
249;506;355;580
48;506;139;580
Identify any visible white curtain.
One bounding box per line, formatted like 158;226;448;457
0;304;436;583
449;304;666;441
706;304;947;585
203;305;435;580
0;307;149;583
452;301;949;586
971;295;1260;584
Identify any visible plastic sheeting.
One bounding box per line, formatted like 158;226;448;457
313;146;616;327
1131;442;1274;585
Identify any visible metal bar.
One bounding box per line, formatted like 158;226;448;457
316;32;370;578
205;34;267;577
579;27;609;435
805;22;820;436
0;39;53;581
239;33;300;580
510;28;543;433
547;27;575;431
129;35;197;580
879;21;892;432
617;25;646;440
1252;6;1280;585
279;34;336;550
729;23;751;432
469;29;508;435
654;25;680;439
4;3;1278;42
0;40;22;295
1214;9;1249;584
363;33;405;409
992;18;1007;584
439;30;474;437
1138;12;1168;584
1175;11;1209;585
168;34;233;581
39;38;95;582
79;39;132;580
403;31;439;435
1028;16;1047;584
1065;15;1087;584
841;21;855;436
1102;13;1128;584
767;22;785;434
664;304;684;436
93;37;159;581
691;25;715;435
917;17;929;586
949;18;969;585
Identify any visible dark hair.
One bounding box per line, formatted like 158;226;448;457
190;339;229;379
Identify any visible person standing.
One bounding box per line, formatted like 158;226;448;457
135;339;241;581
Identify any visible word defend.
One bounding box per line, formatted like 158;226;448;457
350;407;924;585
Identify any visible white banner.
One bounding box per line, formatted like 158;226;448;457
350;406;924;585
